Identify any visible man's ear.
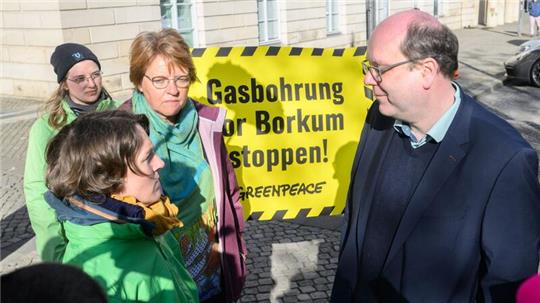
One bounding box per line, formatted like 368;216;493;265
420;57;438;89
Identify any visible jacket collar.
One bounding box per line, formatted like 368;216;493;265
44;191;155;236
193;99;225;123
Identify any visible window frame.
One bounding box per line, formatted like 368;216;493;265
434;0;444;17
160;0;197;46
258;0;280;45
326;0;340;34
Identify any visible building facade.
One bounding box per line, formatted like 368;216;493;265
0;0;521;101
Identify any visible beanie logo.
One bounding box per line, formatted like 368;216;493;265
72;52;83;60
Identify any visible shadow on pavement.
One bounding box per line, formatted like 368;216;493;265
507;39;529;46
1;206;34;261
502;78;535;87
479;27;519;37
238;220;341;303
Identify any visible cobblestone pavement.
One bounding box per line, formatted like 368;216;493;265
1;117;36;261
0;99;43;272
239;220;340;303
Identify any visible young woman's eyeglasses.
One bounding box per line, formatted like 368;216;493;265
144;75;191;89
362;59;416;82
67;71;103;85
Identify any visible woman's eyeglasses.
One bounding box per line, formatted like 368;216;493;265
144;74;191;89
67;71;103;86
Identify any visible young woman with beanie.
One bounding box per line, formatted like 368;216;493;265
24;43;119;262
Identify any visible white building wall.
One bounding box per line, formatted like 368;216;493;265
0;0;522;102
195;0;364;48
438;1;478;29
282;1;365;47
197;0;259;46
504;0;520;23
1;0;63;99
1;0;161;101
342;1;367;46
280;0;327;46
390;0;416;14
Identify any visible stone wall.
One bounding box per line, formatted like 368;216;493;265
277;0;365;48
0;0;522;102
0;0;161;102
197;0;259;46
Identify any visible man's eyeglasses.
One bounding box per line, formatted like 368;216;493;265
362;59;416;82
144;74;191;89
67;71;103;85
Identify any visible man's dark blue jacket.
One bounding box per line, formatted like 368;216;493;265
331;88;540;302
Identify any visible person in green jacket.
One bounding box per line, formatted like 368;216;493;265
23;43;119;261
43;110;199;303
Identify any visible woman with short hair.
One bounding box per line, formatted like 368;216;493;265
123;29;246;303
44;110;199;303
24;43;119;262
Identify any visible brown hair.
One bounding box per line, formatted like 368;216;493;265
45;110;150;199
129;28;196;89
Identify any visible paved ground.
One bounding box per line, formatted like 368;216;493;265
0;99;42;273
1;22;539;302
239;220;341;303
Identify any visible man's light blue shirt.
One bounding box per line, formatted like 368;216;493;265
394;82;462;149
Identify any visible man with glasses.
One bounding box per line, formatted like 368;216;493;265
331;9;540;303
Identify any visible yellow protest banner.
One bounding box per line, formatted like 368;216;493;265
190;46;372;220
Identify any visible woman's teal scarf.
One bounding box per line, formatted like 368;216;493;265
132;91;215;230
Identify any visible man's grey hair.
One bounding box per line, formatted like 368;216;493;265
401;21;459;79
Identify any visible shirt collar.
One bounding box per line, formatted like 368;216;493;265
393;82;461;148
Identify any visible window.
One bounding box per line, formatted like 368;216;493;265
434;0;444;17
258;0;279;44
327;0;339;34
160;0;195;46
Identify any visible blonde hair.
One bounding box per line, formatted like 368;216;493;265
45;83;69;129
129;28;196;89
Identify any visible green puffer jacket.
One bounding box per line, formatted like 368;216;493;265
23;98;119;261
61;221;199;303
43;192;200;303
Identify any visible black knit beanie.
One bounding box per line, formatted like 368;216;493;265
50;43;101;83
